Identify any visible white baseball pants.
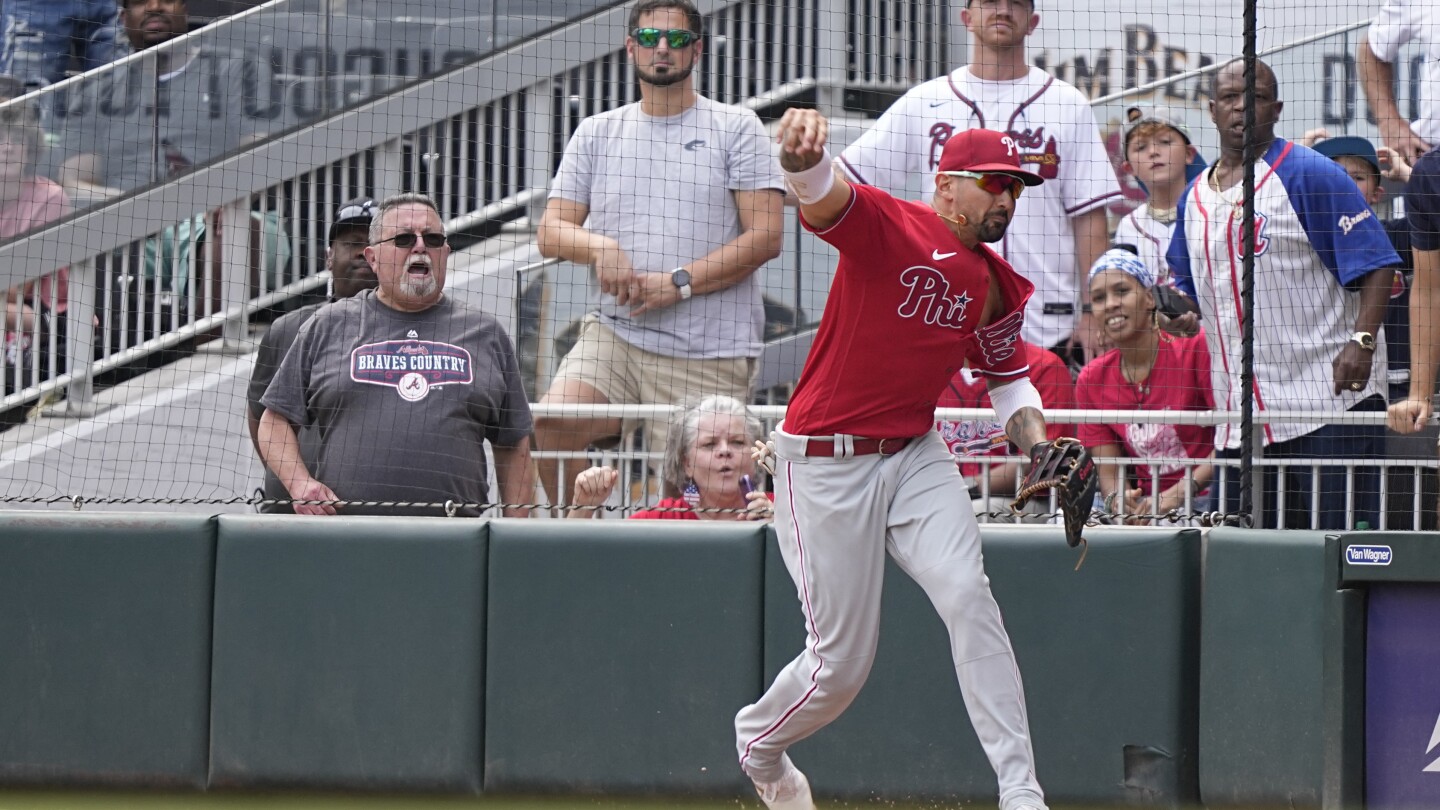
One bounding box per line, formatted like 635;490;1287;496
734;425;1046;810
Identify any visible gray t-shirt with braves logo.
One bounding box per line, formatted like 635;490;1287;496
548;94;784;359
261;290;532;516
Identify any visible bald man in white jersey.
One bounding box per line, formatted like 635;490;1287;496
733;110;1060;810
838;0;1120;367
1166;60;1398;530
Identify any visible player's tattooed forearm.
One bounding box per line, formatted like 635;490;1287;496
1005;406;1047;454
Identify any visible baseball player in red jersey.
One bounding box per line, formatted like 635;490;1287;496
733;110;1061;810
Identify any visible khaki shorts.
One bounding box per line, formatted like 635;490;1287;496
552;315;757;468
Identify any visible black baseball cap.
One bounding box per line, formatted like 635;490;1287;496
328;197;375;243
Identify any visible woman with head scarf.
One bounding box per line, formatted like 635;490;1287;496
1076;246;1215;523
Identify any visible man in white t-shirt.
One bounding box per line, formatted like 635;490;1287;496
838;0;1120;368
1360;0;1440;165
532;0;784;511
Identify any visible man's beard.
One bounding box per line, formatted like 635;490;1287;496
976;214;1011;243
637;62;694;88
399;274;438;300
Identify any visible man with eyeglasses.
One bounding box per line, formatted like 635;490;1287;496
533;0;784;512
838;0;1119;371
245;197;378;514
257;193;535;518
734;110;1062;810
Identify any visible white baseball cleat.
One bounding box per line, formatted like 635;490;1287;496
753;758;815;810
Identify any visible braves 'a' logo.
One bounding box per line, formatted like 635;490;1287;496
351;339;473;402
897;266;972;329
928;122;955;170
1229;211;1271;257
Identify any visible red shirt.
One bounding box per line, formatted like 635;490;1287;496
787;184;1034;438
631;497;699;520
937;342;1075;478
1074;331;1215;496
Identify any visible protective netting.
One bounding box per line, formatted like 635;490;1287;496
0;0;1430;529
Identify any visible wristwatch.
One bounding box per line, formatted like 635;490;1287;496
1350;331;1376;351
670;267;693;300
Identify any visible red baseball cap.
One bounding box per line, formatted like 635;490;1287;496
937;129;1043;186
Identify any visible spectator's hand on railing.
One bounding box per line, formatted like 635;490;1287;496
287;477;339;516
629;271;685;317
1388;396;1432;434
743;489;774;522
593;241;638;307
569;465;619;518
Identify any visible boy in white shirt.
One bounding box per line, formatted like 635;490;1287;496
1113;106;1204;286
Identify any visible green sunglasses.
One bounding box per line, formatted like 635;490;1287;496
631;27;698;49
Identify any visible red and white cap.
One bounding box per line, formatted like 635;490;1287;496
937;129;1043;186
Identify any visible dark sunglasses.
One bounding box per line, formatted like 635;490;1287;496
944;170;1026;199
631;27;698;49
372;231;449;249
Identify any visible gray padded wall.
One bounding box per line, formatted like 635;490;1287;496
484;520;765;795
209;515;487;791
1200;529;1332;807
0;512;216;787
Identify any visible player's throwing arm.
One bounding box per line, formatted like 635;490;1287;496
775;109;851;228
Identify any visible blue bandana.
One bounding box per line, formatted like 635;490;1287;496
1087;248;1155;290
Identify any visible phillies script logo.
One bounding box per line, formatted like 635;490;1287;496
976;309;1023;365
897;266;972;328
350;339;473;402
1230;211;1271;257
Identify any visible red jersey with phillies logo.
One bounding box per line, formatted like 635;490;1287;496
785;183;1034;439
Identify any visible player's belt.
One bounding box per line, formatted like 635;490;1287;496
803;436;914;458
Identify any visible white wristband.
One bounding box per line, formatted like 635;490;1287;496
784;149;835;204
987;377;1044;429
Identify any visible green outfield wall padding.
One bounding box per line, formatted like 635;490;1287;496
1200;529;1332;807
0;512;216;787
762;526;1201;806
483;521;765;795
208;516;487;792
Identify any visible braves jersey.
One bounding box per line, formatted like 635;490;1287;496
785;183;1034;439
937;342;1073;480
1114;204;1180;287
1075;331;1215;496
838;67;1121;350
1167;140;1400;449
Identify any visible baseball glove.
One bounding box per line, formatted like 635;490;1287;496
1011;437;1098;569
